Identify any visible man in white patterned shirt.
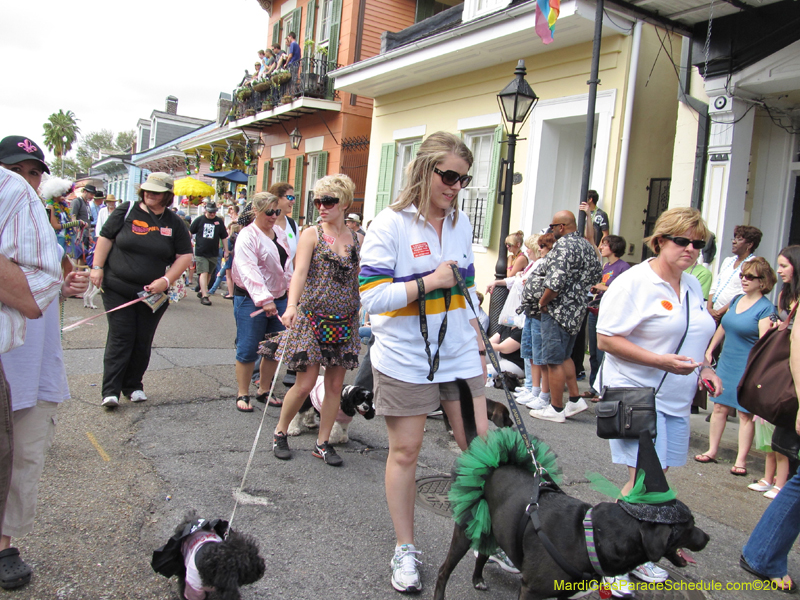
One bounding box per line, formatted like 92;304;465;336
0;166;61;545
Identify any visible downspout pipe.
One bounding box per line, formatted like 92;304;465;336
677;37;710;210
612;20;642;234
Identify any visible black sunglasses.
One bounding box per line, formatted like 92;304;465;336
740;273;763;281
263;208;281;216
313;195;339;209
549;223;565;230
662;235;706;250
285;195;296;201
433;167;472;188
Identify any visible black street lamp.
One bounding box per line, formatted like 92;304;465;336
289;127;303;150
488;59;538;334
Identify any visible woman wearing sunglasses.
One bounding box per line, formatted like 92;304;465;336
268;182;299;261
230;193;292;413
359;131;490;593
596;207;723;591
263;174;362;467
695;257;777;477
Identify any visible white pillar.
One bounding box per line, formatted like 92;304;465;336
701;96;755;271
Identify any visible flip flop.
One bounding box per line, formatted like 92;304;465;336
731;465;748;476
0;547;32;589
580;391;598;398
267;398;284;407
235;396;253;412
694;453;718;464
740;555;797;593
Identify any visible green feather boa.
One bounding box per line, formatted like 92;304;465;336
448;428;562;555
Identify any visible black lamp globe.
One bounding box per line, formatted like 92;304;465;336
289;127;303;150
497;60;538;130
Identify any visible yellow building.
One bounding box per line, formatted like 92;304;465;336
333;0;684;291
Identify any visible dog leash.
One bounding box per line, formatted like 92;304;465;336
61;295;150;332
450;265;540;471
225;323;295;538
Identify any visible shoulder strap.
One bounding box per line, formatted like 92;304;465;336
287;216;297;235
123;201;136;221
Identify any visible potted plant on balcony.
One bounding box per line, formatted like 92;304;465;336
272;69;291;85
261;100;274;111
244;108;256;117
281;94;294;105
303;39;316;56
237;87;252;101
252;77;270;93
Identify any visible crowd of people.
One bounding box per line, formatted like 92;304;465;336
1;128;800;597
241;33;303;88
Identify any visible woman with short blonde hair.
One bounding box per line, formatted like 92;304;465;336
262;174;362;468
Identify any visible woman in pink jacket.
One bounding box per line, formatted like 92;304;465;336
231;193;292;412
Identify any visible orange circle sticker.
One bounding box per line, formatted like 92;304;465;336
661;300;674;311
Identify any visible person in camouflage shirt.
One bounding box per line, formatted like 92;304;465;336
529;210;601;423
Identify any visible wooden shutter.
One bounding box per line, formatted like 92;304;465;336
483;125;504;247
290;7;302;40
272;20;282;47
293;156;304;220
374;143;395;214
247;175;257;198
411;140;422;159
273;158;289;185
261;160;271;191
316;151;328;179
305;0;316;48
325;0;342;98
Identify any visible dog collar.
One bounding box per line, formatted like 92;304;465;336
583;508;606;577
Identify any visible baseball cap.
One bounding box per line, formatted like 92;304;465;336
140;172;174;193
205;201;218;213
0;136;50;174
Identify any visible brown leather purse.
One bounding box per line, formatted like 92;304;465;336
738;304;798;428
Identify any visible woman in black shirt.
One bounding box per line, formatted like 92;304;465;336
90;173;193;409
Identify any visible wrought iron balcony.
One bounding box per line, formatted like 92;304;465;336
228;57;341;122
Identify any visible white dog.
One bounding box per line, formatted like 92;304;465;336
77;266;101;309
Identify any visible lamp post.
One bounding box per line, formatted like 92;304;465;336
488;59;538;335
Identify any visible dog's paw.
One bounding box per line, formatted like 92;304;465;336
473;580;487;591
329;421;349;445
301;410;318;429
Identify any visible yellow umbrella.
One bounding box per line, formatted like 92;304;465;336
173;177;216;197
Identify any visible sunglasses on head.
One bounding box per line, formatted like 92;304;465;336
662;235;706;250
313;195;339;209
285;195;296;201
263;208;281;216
433;167;472;188
740;272;763;281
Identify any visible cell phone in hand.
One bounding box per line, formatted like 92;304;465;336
701;378;716;394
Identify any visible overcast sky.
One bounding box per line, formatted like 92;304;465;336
0;0;271;158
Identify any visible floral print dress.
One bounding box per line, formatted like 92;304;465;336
260;227;361;370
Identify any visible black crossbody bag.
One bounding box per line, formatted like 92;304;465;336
595;294;690;440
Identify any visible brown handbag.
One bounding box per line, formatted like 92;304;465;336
737;304;799;428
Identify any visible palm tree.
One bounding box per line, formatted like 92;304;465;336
42;110;80;176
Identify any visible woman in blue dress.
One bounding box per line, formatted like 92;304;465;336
695;257;777;475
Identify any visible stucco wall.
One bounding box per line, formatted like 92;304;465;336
669;67;710;208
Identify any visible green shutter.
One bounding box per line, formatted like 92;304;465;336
411;140;422;159
294;156;304;220
291;7;302;40
374;143;396;214
261;160;270;191
415;0;435;22
280;158;290;182
316;151;328;179
305;0;316;49
326;0;342;98
272;20;281;47
483;125;504;247
248;175;257;198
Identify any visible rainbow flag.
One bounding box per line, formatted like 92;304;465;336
535;0;560;44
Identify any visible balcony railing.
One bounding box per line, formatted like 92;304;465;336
229;57;341;121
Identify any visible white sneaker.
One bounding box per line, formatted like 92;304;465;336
514;391;534;405
529;404;565;423
473;549;520;574
129;390;148;402
524;395;549;410
514;387;532;397
391;544;422;593
603;573;635;598
630;561;668;583
513;386;527;393
564;398;588;418
101;396;119;408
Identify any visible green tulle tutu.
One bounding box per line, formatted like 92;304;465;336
448;428;562;556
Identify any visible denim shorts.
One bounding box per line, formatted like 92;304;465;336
609;411;690;468
233;294;287;363
528;316;546;366
520;316;532;360
540;312;576;365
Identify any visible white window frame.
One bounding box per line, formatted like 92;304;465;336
316;0;333;50
462;0;512;22
392;138;421;203
306;152;323;216
462;129;495;247
283;13;297;43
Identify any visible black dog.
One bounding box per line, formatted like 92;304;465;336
433;382;709;600
286;383;374;443
152;512;265;600
440;398;513;435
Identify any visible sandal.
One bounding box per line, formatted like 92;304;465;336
267;397;284;407
694;453;718;464
731;465;748;477
235;395;253;412
580;391;598;399
0;547;32;589
740;555;796;593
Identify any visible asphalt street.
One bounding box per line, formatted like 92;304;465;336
6;292;797;599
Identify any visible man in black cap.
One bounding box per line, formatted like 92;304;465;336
0;136;50;191
189;201;228;305
89;190;106;240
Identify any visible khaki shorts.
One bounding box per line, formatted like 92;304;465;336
195;256;218;275
372;367;485;417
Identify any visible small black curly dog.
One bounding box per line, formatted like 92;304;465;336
151;511;265;600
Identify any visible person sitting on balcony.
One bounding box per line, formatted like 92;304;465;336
285;32;301;69
271;43;287;70
257;49;268;76
263;49;277;76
